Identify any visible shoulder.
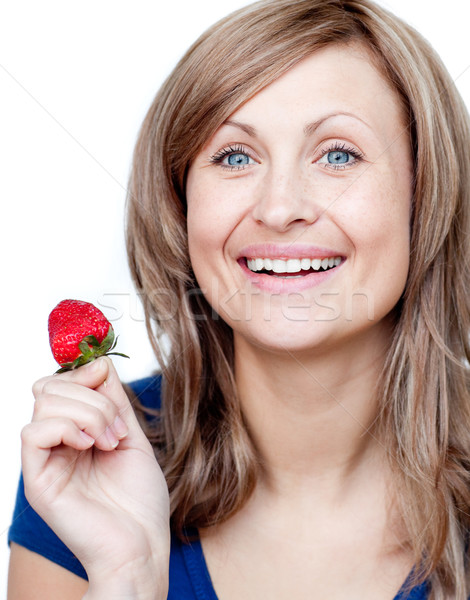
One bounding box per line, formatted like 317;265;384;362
168;530;215;600
124;374;163;410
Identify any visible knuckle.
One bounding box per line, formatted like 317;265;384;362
96;395;117;422
40;380;57;396
20;422;35;443
93;406;112;432
79;403;107;432
41;377;68;395
86;389;116;422
32;376;53;397
32;392;56;418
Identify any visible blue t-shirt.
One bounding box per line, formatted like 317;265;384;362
8;375;428;599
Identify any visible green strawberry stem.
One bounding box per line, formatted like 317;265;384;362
54;326;129;373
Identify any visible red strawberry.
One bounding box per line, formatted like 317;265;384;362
48;299;129;373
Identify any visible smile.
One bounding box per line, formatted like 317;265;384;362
246;256;342;278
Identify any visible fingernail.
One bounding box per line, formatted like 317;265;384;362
105;426;119;448
80;430;95;446
112;415;128;439
97;357;107;371
86;358;101;371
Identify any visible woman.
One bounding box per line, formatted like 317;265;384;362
8;0;470;598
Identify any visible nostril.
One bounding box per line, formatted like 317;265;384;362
251;194;321;232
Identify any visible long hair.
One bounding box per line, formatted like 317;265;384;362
125;1;470;596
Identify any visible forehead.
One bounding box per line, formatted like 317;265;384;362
224;42;407;140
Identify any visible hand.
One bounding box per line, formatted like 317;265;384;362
22;358;170;598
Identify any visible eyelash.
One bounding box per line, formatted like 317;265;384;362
209;141;364;171
317;142;364;170
209;144;252;171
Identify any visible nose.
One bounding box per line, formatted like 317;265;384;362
251;166;321;232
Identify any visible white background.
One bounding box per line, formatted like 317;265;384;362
1;0;469;595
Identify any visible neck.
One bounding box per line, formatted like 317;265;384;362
234;326;391;500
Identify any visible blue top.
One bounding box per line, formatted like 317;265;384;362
8;375;428;599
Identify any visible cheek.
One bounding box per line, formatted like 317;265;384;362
333;171;411;294
187;202;223;256
336;164;411;243
186;173;241;286
187;173;217;253
186;172;252;258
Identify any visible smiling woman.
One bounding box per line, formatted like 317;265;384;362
8;1;470;599
186;44;412;352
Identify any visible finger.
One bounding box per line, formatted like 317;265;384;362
32;391;124;452
21;418;95;489
94;358;144;433
33;358;136;442
37;378;123;428
33;357;109;397
33;359;129;448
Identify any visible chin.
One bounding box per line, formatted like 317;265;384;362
232;319;339;355
230;306;398;360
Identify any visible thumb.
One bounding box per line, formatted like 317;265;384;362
34;354;109;395
94;357;143;432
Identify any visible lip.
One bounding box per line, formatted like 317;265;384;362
238;243;343;260
237;244;345;294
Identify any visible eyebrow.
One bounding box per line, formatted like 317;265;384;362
223;119;257;136
223;112;372;138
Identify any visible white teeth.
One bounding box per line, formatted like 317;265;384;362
272;259;286;273
287;259;301;273
311;258;321;270
246;256;342;273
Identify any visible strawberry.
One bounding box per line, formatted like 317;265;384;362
48;299;129;373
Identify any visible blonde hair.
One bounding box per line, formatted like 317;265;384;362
126;1;470;597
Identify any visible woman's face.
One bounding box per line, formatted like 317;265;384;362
186;44;413;356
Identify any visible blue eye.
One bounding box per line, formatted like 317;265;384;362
226;153;251;166
327;151;350;164
210;145;256;170
317;143;363;170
